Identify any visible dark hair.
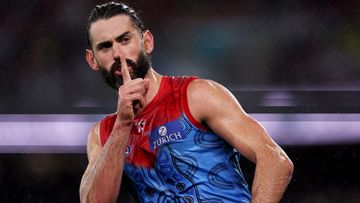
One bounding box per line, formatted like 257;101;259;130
86;1;145;48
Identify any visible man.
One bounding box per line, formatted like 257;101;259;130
80;2;293;203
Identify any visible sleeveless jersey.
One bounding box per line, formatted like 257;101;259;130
100;76;251;203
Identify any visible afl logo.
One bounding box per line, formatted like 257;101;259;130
125;145;131;156
158;126;167;136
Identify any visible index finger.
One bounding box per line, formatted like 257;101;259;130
120;54;131;82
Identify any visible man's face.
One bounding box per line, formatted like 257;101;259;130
87;14;152;90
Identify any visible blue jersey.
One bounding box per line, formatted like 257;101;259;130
100;76;251;202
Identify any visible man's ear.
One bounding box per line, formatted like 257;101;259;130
143;30;154;55
86;49;99;71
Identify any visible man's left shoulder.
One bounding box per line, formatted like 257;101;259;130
187;78;222;94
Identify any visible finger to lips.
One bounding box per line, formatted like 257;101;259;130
120;54;131;82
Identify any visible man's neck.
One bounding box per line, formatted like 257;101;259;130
144;68;162;106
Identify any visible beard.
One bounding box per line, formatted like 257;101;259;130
99;50;151;90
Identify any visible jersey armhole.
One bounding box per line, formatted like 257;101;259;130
182;77;208;131
99;114;117;146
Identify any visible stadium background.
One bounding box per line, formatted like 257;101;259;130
0;0;360;202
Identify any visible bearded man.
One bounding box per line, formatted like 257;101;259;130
80;2;293;203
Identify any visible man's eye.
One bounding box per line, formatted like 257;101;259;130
122;36;130;43
103;43;112;49
98;42;112;50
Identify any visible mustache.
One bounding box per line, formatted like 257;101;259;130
99;52;151;91
110;58;137;75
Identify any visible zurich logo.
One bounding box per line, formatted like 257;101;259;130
151;123;184;150
158;126;167;136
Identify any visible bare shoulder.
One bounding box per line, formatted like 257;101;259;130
88;121;101;146
188;78;239;104
86;121;102;164
187;78;245;122
188;78;221;93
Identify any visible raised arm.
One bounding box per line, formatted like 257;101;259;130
79;120;130;203
187;79;294;203
79;54;149;203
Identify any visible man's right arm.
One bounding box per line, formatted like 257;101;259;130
79;120;131;203
80;53;148;203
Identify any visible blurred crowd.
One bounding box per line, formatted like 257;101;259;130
0;0;359;113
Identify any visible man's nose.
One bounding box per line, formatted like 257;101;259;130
112;42;123;60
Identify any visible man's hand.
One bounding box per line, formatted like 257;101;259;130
117;55;149;126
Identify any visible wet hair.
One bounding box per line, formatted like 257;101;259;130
86;1;145;48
